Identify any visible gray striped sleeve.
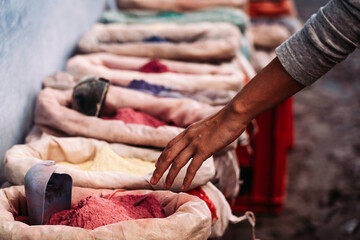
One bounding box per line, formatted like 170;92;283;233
275;0;360;86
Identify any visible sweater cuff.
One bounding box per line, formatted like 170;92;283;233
275;31;319;86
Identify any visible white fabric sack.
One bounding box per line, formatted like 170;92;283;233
250;49;276;73
68;52;243;76
0;186;212;240
4;135;215;192
250;23;291;50
25;126;245;199
194;182;256;238
66;53;246;92
213;150;241;198
77;23;241;62
43;71;238;106
42;71;78;90
117;0;247;11
34;87;222;147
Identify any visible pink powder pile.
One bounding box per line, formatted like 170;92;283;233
139;59;170;73
47;194;166;229
15;216;30;224
101;108;166;128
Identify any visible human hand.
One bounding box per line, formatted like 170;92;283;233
150;105;248;191
150;57;306;191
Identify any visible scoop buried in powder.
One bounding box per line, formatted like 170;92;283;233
47;193;166;230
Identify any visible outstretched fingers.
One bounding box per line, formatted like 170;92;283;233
151;132;188;185
181;153;207;191
164;147;194;189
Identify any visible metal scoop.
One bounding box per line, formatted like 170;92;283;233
24;161;72;225
71;76;110;117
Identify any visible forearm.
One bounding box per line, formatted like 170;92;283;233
225;57;304;127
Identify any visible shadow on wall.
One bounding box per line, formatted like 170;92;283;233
0;0;107;184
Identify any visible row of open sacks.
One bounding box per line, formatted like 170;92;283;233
93;8;300;72
0;58;254;239
32;77;248;197
38;47;256;197
68;14;300;90
1;135;255;239
0;56;254;238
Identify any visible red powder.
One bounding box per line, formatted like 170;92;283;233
15;215;30;224
187;187;218;223
47;194;165;229
101;108;166;128
139;59;169;73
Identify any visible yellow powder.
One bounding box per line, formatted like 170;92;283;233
56;146;155;176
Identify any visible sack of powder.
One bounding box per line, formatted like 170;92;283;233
77;22;241;62
3;135;215;192
0;186;212;240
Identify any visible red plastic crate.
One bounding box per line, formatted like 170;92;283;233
248;0;296;18
230;98;294;214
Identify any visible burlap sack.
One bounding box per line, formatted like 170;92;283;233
3;135;215;192
117;0;247;11
0;186;212;240
66;53;246;92
77;23;241;62
34;86;222;142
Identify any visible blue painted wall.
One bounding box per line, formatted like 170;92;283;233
0;0;107;183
